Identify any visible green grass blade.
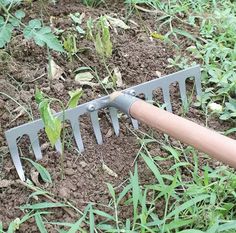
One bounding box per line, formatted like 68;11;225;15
166;194;210;219
141;153;165;186
23;158;52;183
89;205;95;233
35;213;47;233
20;202;67;210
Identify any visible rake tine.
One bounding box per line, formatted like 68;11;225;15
6;135;25;181
70;118;84;152
29;132;42;160
55;139;62;154
109;107;120;136
131;118;139;129
162;86;172;112
194;71;202;97
178;79;187;106
90;111;103;145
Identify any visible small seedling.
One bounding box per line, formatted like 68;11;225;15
62;33;78;61
87;16;112;60
35;87;83;178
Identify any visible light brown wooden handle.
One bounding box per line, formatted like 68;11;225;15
130;100;236;168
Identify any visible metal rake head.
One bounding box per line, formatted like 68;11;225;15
5;65;202;181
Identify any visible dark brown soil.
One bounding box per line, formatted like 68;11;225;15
0;1;235;232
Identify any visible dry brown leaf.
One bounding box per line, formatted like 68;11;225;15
113;67;123;88
102;163;118;178
155;70;162;77
105;128;113;138
0;179;14;188
48;59;64;80
30;168;41;187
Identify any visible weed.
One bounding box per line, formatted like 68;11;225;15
35;88;83;178
82;0;103;7
0;0;64;52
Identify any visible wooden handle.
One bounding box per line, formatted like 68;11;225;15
130;100;236;168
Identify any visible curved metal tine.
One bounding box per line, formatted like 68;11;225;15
6;135;25;181
178;79;188;106
109;107;120;136
29;132;42;160
90;111;103;145
162;85;172;113
131;118;139;129
55;139;62;154
194;73;202;97
70;117;84;152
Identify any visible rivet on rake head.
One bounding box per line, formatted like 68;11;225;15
88;104;96;112
129;90;136;96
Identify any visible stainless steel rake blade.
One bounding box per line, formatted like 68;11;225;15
5;65;202;181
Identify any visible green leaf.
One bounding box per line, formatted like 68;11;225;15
106;183;116;200
0;23;13;48
23;158;52;183
35;213;47;233
15;10;25;19
38;100;62;147
218;220;236;232
67;89;83;108
35;87;45;104
45;117;62;147
178;230;205;233
93;209;115;221
166;194;210;218
162;145;181;161
20;202;67;210
23;20;64;52
89;206;95;233
141;152;165;186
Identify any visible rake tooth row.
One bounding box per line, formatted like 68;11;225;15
5;65;202;181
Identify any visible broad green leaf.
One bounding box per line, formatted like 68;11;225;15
68;89;83;108
15;10;25;19
38;100;62;147
35;213;47;233
23;20;64;52
23;158;52;183
45;118;62;147
0;23;13;48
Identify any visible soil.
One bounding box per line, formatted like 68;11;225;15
0;1;235;232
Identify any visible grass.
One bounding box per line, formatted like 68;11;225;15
1;0;236;232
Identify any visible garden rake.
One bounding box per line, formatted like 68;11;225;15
5;65;236;181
